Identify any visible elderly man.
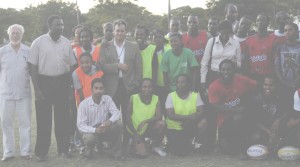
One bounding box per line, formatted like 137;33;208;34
0;24;31;161
28;15;77;162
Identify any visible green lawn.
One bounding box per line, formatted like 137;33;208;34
0;100;299;167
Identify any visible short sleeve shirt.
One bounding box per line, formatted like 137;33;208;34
161;48;199;91
28;34;76;76
0;43;31;100
275;42;300;84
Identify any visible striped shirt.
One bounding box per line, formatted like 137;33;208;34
77;95;121;133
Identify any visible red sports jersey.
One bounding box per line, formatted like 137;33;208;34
208;75;257;126
245;34;279;75
182;31;207;63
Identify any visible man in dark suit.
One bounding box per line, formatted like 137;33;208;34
99;19;142;118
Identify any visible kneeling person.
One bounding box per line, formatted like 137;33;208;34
77;78;123;160
165;74;207;156
126;78;166;157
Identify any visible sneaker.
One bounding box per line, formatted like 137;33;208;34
79;146;85;155
153;147;167;157
69;143;76;153
194;142;202;149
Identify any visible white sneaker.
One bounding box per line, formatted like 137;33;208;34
194;142;202;149
153;147;167;157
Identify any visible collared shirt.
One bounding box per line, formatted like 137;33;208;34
201;36;241;83
0;43;31;100
28;34;77;76
77;95;121;133
113;39;125;77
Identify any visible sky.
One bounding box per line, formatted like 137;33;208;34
0;0;207;15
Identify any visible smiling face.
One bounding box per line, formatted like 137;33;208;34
135;28;147;46
113;24;126;43
140;79;153;98
79;30;92;48
263;77;275;96
79;55;93;74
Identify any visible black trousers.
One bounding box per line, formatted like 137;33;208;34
34;74;71;157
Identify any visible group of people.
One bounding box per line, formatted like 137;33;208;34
1;3;300;163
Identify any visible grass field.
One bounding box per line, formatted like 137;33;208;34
0;100;300;167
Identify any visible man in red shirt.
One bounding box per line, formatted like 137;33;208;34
182;15;208;92
244;14;279;82
208;59;257;158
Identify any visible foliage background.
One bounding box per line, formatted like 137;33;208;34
0;0;300;43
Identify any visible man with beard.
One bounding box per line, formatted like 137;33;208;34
0;24;32;161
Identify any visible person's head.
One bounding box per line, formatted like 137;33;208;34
237;16;252;36
47;15;64;36
208;17;219;36
218;20;233;42
79;52;93;74
140;78;153;98
256;14;270;32
169;17;181;33
152;29;167;47
169;32;183;51
72;25;84;42
284;22;299;40
219;59;236;84
113;19;127;42
225;4;238;23
102;22;113;41
275;11;290;30
79;27;93;48
176;74;191;94
263;75;276;96
134;24;149;46
91;78;105;99
7;24;24;45
187;15;199;34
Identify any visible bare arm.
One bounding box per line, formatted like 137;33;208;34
29;63;44;101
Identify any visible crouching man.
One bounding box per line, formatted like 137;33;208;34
77;78;124;160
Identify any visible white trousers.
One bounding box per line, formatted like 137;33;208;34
0;98;31;157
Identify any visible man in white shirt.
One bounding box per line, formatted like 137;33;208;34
0;24;32;161
77;78;123;160
28;15;77;161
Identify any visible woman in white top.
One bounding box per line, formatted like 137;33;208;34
200;20;241;89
